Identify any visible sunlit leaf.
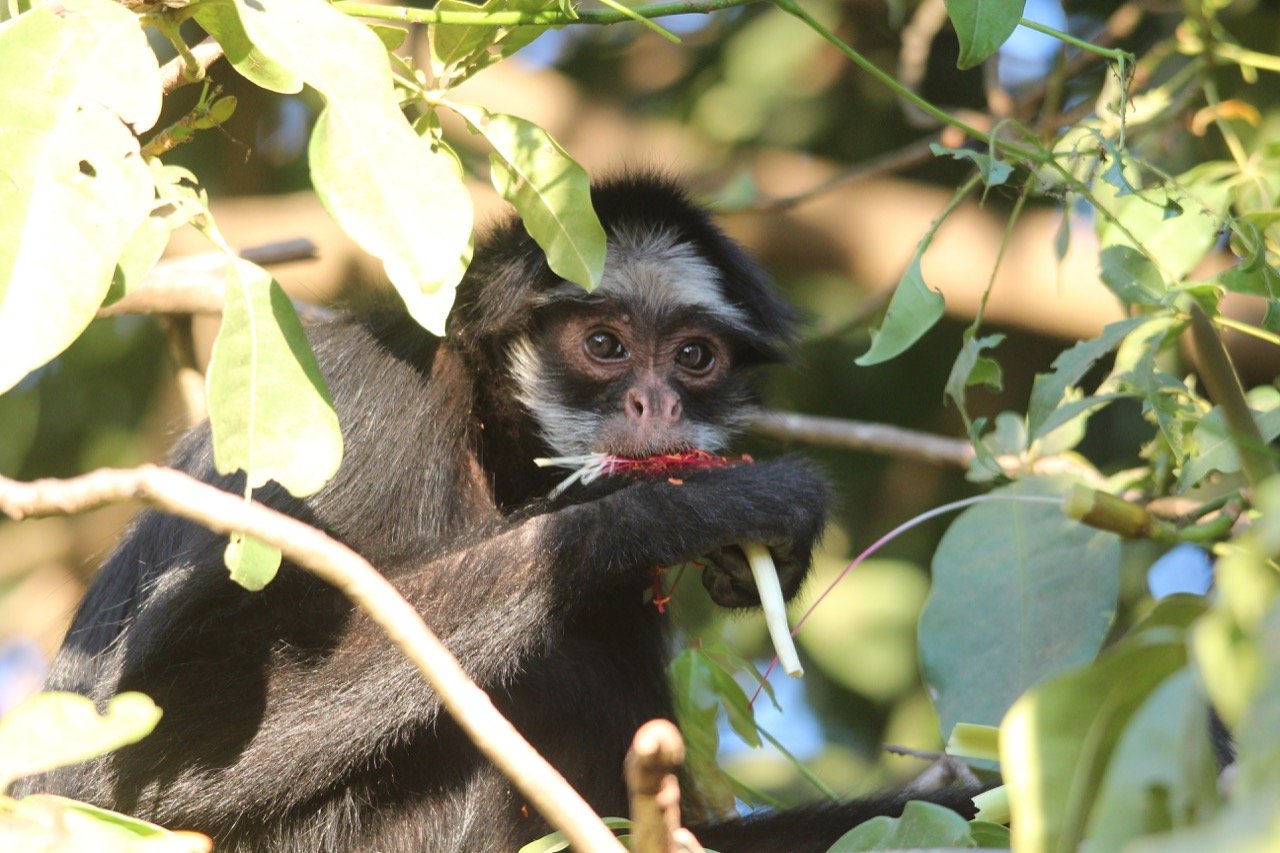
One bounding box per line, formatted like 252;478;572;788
224;531;284;591
194;2;303;94
1094;164;1232;282
0;0;160;393
310;109;474;334
1;794;212;852
205;259;342;497
1002;599;1200;853
216;0;476;334
456;106;605;289
0;692;160;790
1085;669;1221;850
102;215;172;306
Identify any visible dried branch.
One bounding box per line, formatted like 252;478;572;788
98;239;319;318
626;720;703;853
0;467;625;853
750;410;974;468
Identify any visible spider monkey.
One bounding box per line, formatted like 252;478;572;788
22;175;976;850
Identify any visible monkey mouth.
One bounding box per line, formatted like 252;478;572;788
593;438;696;459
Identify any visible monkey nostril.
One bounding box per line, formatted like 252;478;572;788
626;389;647;419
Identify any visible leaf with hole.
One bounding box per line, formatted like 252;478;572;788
0;0;160;393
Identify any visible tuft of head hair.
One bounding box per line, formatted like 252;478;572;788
448;173;795;363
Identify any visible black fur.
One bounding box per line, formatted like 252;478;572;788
22;176;974;850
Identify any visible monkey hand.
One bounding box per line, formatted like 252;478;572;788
682;458;829;608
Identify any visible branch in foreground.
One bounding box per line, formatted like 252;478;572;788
0;467;625;853
750;410;974;468
625;720;703;853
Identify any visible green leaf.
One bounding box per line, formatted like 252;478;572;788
224;531;284;591
456;106;606;289
698;649;761;748
944;0;1027;69
310;109;474;334
219;0;475;334
517;818;630;853
430;0;556;86
920;476;1121;737
1222;259;1280;298
193;2;303;94
369;23;408;51
946;722;1000;762
103;214;172;306
970;820;1012;848
1002;617;1194;853
1099;244;1166;306
669;649;736;815
0;692;161;791
827;800;976;851
855;247;945;366
930;143;1013;186
3;794;211;851
945;332;1005;422
205;259;343;497
1026;316;1152;438
1122;785;1280;853
0;0;160;394
1181;391;1280;488
1084;669;1221;851
1094;165;1232;282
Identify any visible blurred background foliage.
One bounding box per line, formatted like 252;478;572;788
2;0;1278;813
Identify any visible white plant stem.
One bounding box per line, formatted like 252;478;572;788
741;541;803;678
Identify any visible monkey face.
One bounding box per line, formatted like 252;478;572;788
506;228;764;459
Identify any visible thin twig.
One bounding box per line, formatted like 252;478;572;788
158;37;226;95
733;136;941;213
0;467;625;853
749;410;974;467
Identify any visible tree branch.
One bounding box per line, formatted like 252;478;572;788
625;720;703;853
97;239;320;318
0;467;625;853
750;410;974;467
158;37;225;95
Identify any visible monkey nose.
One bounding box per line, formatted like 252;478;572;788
625;387;681;423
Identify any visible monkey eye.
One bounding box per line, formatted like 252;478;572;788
585;330;628;361
675;340;716;373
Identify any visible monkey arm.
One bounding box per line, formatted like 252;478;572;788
78;458;826;826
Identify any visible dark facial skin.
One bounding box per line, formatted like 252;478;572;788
550;311;733;457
